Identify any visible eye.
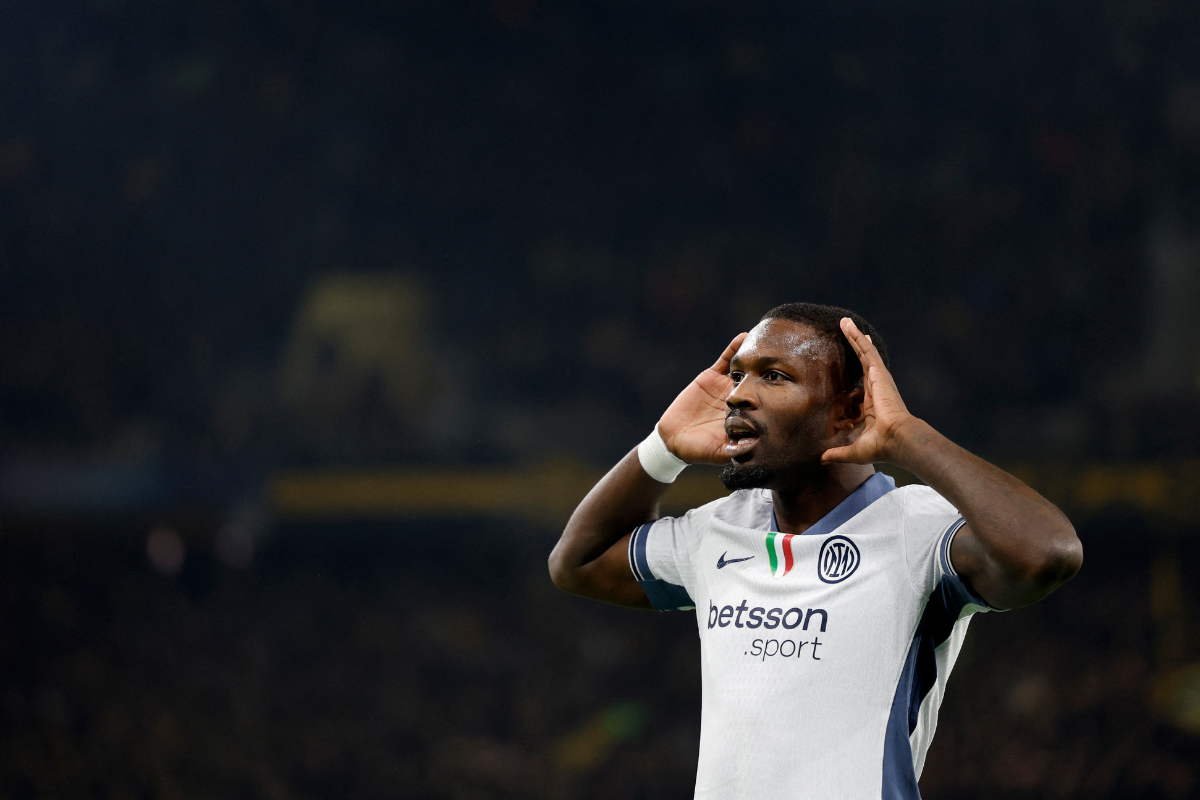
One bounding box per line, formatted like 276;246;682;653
730;371;745;383
765;370;782;381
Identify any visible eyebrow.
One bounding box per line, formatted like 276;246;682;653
730;353;783;369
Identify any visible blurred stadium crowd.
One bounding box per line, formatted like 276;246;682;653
3;0;1200;469
1;520;1198;799
3;0;1200;798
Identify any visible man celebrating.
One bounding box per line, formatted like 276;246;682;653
548;303;1082;799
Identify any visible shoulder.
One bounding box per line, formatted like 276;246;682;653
664;488;771;531
902;484;955;510
707;488;773;529
894;483;961;533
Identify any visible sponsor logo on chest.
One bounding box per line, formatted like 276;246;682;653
706;534;860;666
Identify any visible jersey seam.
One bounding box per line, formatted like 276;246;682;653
900;487;925;596
642;514;700;594
685;504;719;589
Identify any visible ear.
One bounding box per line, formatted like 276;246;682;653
831;388;867;433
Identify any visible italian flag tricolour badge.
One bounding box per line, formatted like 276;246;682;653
765;531;796;579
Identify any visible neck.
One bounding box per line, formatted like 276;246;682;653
771;463;877;535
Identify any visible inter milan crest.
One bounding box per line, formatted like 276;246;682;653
765;531;796;579
818;535;861;584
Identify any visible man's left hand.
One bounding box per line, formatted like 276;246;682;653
821;317;916;466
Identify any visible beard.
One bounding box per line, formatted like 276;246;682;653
720;461;777;490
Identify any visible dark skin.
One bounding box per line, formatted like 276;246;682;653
548;317;1083;611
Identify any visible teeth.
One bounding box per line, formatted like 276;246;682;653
726;436;758;456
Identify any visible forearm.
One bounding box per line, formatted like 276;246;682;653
547;448;669;601
891;419;1082;606
549;333;743;604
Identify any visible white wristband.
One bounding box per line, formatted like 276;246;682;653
637;425;689;483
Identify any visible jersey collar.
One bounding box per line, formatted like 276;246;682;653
769;472;897;534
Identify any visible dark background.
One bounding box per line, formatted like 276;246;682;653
2;0;1199;797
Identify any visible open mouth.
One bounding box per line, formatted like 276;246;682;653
725;418;760;460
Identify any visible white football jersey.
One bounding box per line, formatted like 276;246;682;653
627;472;994;800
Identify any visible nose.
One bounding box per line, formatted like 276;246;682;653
726;377;759;410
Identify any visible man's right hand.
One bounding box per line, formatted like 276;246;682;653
658;332;747;465
548;331;747;607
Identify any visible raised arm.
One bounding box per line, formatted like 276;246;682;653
548;333;746;607
822;319;1082;609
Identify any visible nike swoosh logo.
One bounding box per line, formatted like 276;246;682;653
717;552;754;569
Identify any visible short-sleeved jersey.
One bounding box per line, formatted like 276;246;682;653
627;473;993;800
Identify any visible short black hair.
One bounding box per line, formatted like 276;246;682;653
759;302;889;392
